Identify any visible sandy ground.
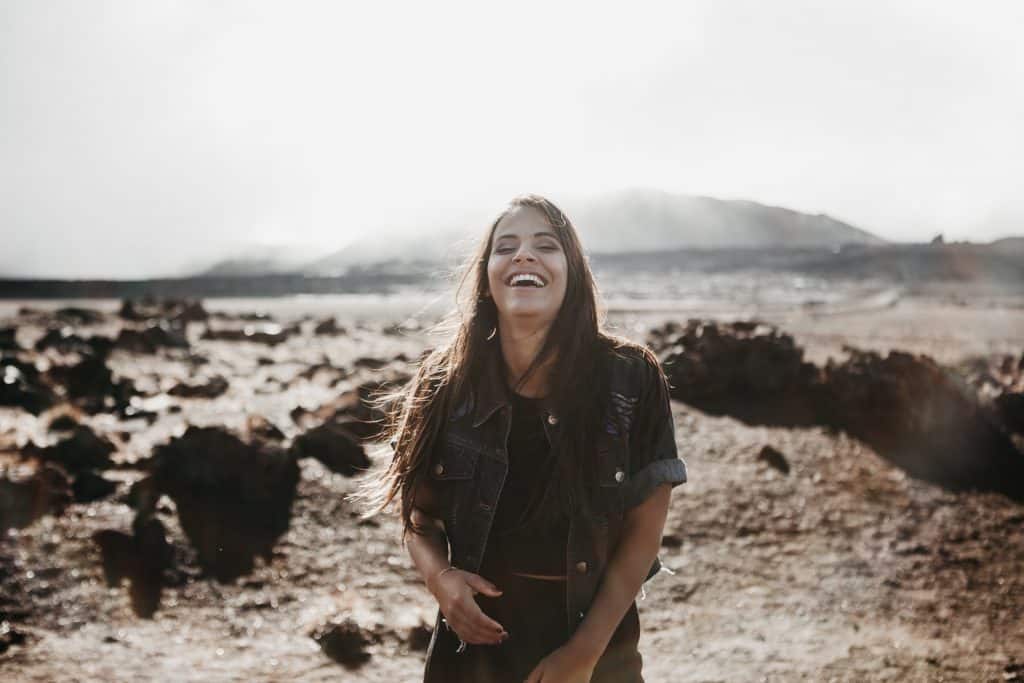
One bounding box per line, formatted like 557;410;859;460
2;285;1023;682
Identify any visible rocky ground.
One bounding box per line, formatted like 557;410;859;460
1;286;1023;682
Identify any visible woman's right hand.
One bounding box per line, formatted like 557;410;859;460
427;568;509;646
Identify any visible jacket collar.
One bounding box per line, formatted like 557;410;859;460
471;343;510;427
471;342;559;428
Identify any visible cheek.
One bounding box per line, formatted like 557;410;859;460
486;259;502;294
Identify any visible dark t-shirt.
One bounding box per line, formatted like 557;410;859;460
480;392;569;577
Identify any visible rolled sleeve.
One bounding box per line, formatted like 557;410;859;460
623;352;688;509
624;456;688;509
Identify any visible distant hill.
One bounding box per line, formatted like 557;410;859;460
990;237;1024;256
567;189;885;252
198;190;886;277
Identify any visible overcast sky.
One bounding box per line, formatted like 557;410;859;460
2;0;1023;278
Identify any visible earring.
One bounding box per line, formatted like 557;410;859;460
486;327;497;341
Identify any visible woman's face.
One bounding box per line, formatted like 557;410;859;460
486;205;569;327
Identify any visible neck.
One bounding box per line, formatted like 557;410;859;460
497;316;554;398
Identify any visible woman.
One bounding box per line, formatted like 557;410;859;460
361;194;687;682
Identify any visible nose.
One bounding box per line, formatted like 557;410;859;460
512;244;536;263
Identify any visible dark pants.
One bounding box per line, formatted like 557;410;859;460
428;572;643;683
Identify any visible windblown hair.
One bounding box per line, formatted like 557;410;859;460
355;194;629;538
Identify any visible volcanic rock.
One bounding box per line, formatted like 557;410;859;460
119;298;208;325
821;349;1024;499
72;470;118;503
995;393;1024;435
53;307;106;326
168;375;229;400
757;445;791;475
146;426;300;582
28;425;116;474
46;355;136;414
115;322;189;354
649;319;821;426
93;518;173;618
34;328;113;358
314;317;347;336
0;327;18;351
0;358;55;415
310;617;372;668
0;464;72;531
289;421;369;475
0;621;27;654
201;322;298;346
245;415;286;444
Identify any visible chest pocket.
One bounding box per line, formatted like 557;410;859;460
431;433;481;481
596;434;629;488
431;433;483;537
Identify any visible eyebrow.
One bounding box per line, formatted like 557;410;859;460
494;231;559;241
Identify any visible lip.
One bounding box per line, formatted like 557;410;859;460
505;271;547;287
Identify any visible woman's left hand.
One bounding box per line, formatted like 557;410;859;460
523;643;598;683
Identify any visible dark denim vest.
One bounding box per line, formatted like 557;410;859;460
428;345;663;640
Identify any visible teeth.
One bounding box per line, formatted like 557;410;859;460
508;273;545;287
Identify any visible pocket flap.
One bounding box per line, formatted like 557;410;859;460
431;437;479;481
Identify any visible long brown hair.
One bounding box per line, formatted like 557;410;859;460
357;194;618;537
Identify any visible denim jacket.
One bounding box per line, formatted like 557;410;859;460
422;341;687;674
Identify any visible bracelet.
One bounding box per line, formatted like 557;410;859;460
435;565;458;582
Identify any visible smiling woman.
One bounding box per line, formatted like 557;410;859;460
356;194;688;683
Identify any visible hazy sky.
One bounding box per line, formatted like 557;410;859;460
3;0;1023;278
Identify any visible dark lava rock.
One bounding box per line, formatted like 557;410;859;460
46;355;137;414
661;534;683;548
821;349;1024;499
311;618;372;668
291;376;406;441
0;621;28;654
353;356;389;370
757;445;791;475
0;357;56;415
297;359;349;385
27;425;116;474
0;464;72;531
146;426;300;582
995;392;1024;435
93;518;173;618
649;320;821;426
201;322;298;346
246;415;286;444
120;298;208;325
0;327;18;351
115;322;189;354
406;623;433;651
314;317;347;336
290;422;370;475
34;328;113;357
72;470;118;503
54;307;106;325
48;413;80;432
168;375;229;400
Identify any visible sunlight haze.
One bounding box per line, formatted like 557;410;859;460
2;0;1022;278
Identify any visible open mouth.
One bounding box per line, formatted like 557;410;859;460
506;272;547;288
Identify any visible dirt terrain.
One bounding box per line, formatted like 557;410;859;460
1;284;1023;682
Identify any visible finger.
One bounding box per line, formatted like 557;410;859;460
463;601;506;634
455;613;505;644
450;611;505;644
464;573;503;597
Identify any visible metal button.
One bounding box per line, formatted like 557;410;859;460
479;502;492;511
614;469;625;483
575;561;588;574
434;463;444;475
547;413;559;425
